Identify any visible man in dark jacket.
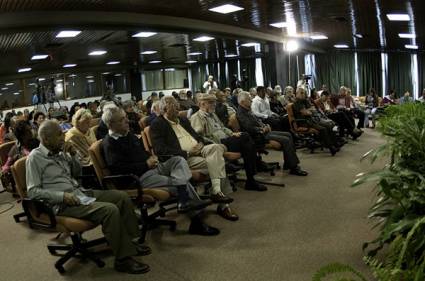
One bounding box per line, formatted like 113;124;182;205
236;91;308;176
102;106;219;236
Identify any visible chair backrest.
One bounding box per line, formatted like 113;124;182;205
11;157;27;199
88;140;110;186
0;141;16;165
139;116;149;130
285;103;301;132
227;114;240;132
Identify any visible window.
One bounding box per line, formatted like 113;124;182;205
164;68;187;89
143;70;164;91
143;68;188;90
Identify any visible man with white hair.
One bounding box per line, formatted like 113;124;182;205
101;106;218;236
26;120;151;274
202;75;218;93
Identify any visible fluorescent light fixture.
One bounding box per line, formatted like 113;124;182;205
63;64;77;68
334;44;349;48
56;79;63;82
102;72;110;75
5;83;14;86
225;54;237;58
132;32;157;38
399;33;416;38
285;40;299;52
18;67;31;73
31;54;49;60
188;52;202;55
310;34;328;40
56;30;81;38
86;76;94;79
1;87;7;90
241;42;260;47
13;92;20;95
106;61;120;65
114;73;122;77
165;68;175;72
140;50;157;55
270;22;288;28
149;60;162;64
185;60;197;64
386;14;410;21
208;4;244;14
405;44;418;49
89;50;107;56
87;79;95;83
354;34;363;38
193;36;214;42
38;78;46;81
68;74;77;77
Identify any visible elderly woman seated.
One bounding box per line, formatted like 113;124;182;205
65;108;98;185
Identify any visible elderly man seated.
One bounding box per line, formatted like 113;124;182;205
333;86;365;130
191;93;266;201
101;106;218;235
210;88;236;126
26;120;150;274
236;91;308;176
150;96;236;220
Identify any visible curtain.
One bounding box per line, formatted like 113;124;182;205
388;53;412;98
357;52;382;96
417;53;425;95
240;58;256;90
190;64;207;92
314;51;356;95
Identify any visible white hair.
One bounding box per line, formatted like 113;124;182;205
38;119;61;143
159;96;176;115
237;91;251;104
72;108;92;127
101;106;124;129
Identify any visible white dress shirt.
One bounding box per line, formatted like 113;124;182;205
251;96;275;119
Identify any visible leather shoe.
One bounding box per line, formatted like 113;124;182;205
114;257;150;274
135;244;152;256
329;146;338;156
289;166;308;176
210;192;234;204
177;199;210;214
189;219;220;236
217;206;239;221
245;181;267;191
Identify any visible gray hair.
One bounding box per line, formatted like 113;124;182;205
72;108;92;127
122;100;134;110
38;119;61;143
284;86;294;95
158;96;176;115
237;91;251;104
102;106;124;129
151;100;161;114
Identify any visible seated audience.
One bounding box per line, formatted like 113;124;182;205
31;111;46;137
101;106;217;235
0;112;16;144
280;86;296;107
26;120;151;274
251;86;287;131
383;90;398;105
334;86;365;130
236;91;308;175
122;100;142;134
211;89;236;126
418;89;425;103
268;90;286;116
150;96;235;209
364;88;380;128
399;91;413;104
178;90;196;110
292;87;339;155
2;120;39;174
191;93;266;198
96;102;117;140
145;92;158;114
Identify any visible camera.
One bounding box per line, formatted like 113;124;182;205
302;74;312;81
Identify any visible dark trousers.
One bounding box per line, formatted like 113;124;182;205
263;115;290;132
342;108;365;129
327;111;355;136
221;133;257;181
265;131;299;168
308;121;336;148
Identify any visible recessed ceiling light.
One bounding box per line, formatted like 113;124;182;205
68;74;77;77
102;72;110;75
334;44;349;48
225;54;237;58
165;68;175;72
56;30;81;38
114;73;123;77
5;83;14;86
56;79;63;82
405;44;418;49
285;40;299;52
18;67;31;73
386;14;410;21
188;52;202;55
38;78;46;81
1;87;8;90
354;34;363;38
185;60;197;64
241;42;260;47
13;92;20;95
86;76;94;79
89;50;107;56
106;61;120;65
399;33;416;38
193;36;214;42
140;50;157;55
149;60;162;64
31;54;49;60
208;4;244;14
132;32;157;38
310;34;328;40
63;64;77;68
270;22;288;28
87;79;95;83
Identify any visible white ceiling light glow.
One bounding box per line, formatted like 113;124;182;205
89;50;107;56
241;42;260;47
188;52;202;55
270;22;288;28
285;40;299;52
149;60;162;64
334;44;349;48
106;61;120;65
56;30;81;38
310;34;328;40
18;68;31;73
5;83;14;86
399;33;416;38
193;36;214;42
405;44;418;49
132;32;157;38
225;54;237;58
140;50;157;55
185;60;197;64
208;4;244;14
63;64;77;68
386;14;410;21
31;54;49;60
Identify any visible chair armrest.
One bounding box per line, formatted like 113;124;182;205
22;198;57;229
102;174;142;196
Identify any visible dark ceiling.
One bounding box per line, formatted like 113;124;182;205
0;0;423;77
